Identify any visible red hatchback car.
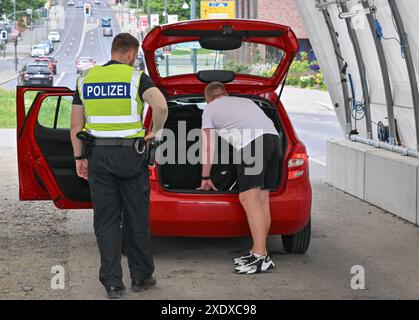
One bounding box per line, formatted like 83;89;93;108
16;19;312;253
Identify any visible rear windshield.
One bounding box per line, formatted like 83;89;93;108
155;41;284;78
79;58;92;63
27;65;50;73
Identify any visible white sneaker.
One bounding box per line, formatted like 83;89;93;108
235;255;275;274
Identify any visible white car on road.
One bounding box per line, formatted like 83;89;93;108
31;45;46;57
48;31;60;42
76;56;95;74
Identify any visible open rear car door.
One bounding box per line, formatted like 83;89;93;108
142;19;299;95
17;86;91;209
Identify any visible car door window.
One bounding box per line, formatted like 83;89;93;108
37;96;72;129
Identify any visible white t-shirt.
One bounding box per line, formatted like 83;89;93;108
202;96;278;150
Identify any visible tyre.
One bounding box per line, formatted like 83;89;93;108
281;218;311;254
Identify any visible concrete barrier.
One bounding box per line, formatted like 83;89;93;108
327;138;419;225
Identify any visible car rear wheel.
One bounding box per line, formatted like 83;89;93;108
281;218;311;254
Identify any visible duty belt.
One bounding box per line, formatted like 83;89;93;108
91;137;146;154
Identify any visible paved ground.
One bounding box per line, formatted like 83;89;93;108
1;143;419;300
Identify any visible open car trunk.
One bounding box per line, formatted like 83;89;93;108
158;95;287;193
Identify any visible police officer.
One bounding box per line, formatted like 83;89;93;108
70;33;168;299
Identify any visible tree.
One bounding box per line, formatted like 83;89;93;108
143;0;201;23
0;0;47;19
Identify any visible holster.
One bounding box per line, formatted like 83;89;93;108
76;131;93;159
145;138;160;166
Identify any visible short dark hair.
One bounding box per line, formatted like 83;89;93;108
111;33;139;54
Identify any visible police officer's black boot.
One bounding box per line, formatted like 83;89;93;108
106;284;126;299
131;277;157;292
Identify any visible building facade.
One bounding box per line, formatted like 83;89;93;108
234;0;313;59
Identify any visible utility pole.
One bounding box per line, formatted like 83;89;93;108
164;0;168;23
190;0;197;73
13;0;17;72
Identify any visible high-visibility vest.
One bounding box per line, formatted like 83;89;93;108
77;64;145;138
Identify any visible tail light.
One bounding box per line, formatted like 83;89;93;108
287;143;308;181
23;73;29;80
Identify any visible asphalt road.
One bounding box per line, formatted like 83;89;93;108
1;3;120;91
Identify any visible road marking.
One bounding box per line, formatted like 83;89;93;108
75;16;88;58
52;10;76;57
72;37;75;41
309;158;326;167
55;71;67;86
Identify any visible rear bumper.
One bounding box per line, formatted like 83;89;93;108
23;80;53;86
149;179;312;237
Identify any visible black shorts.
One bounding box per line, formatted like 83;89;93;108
236;134;282;193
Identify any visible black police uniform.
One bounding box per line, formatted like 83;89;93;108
73;60;156;289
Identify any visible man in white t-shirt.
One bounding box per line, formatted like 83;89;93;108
198;82;282;274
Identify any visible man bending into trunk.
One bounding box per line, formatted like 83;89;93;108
197;82;281;274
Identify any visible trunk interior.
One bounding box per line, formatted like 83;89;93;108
157;95;287;193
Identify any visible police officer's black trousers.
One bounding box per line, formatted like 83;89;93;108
87;145;154;288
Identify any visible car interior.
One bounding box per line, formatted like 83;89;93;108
158;94;286;193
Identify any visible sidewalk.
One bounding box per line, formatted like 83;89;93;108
279;86;334;114
0;24;48;85
1;24;48;60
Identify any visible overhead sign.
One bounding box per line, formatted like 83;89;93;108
150;14;160;27
201;0;235;19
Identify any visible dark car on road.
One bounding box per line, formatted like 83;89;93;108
18;63;53;87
